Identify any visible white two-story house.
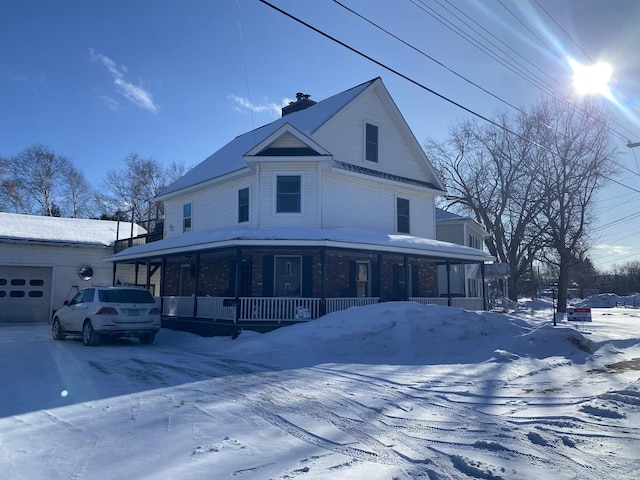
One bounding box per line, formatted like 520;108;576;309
110;78;493;335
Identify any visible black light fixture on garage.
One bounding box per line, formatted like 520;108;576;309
77;266;93;281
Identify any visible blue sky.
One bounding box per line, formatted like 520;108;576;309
2;0;640;271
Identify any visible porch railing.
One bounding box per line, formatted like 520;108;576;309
238;297;322;322
410;297;484;310
162;295;484;322
325;297;380;313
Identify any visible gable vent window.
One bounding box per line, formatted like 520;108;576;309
183;202;192;233
276;175;301;213
238;188;249;223
397;197;410;234
365;123;378;163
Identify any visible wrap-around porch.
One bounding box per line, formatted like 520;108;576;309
114;244;487;331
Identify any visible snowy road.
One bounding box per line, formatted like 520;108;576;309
1;303;639;479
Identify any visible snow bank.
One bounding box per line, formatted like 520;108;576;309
217;302;590;368
574;293;640;308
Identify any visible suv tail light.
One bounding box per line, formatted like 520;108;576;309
95;307;118;315
149;307;160;315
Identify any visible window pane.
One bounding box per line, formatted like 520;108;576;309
366;123;378;162
277;176;301;213
183;203;192;232
397;198;410;233
238;188;249;223
98;289;155;303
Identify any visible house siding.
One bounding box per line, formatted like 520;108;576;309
313;86;432;184
321;171;436;237
163;175;256;236
258;163;320;228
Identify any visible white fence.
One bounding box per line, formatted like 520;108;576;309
162;296;485;321
238;297;322;322
325;297;379;314
410;297;485;310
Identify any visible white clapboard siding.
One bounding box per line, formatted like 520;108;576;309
163;175;256;234
313;85;435;186
321;171;436;238
257;163;321;229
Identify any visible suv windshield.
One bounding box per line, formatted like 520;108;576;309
98;289;155;304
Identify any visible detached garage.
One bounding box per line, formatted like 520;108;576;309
0;213;144;323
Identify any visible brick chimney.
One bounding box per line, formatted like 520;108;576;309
281;92;316;116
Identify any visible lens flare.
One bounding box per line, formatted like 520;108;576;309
569;58;613;99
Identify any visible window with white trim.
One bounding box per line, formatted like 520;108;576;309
238;187;249;223
276;175;301;213
365;123;378;163
183;202;192;232
396;197;410;234
356;261;371;297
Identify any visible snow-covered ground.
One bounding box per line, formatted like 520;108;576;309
1;298;639;479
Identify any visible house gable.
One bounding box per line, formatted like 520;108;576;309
312;79;446;194
245;124;332;160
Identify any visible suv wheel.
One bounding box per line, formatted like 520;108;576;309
139;332;156;345
52;318;66;341
82;320;100;346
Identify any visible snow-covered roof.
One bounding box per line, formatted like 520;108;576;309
157;78;379;199
0;212;146;247
436;208;477;222
436;208;489;237
109;225;494;263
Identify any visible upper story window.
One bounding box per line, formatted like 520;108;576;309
468;233;481;250
183;202;192;232
365;123;378;163
276;175;301;213
238;187;249;223
396;197;410;234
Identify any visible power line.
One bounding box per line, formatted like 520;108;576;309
258;0;539;147
258;0;640;198
332;0;529;118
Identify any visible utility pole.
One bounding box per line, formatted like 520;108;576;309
627;141;640;148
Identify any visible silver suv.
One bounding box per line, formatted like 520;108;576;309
52;286;161;346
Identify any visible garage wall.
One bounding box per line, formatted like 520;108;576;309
0;242;137;323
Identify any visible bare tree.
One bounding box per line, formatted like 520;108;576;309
101;153;187;229
9;144;73;216
425;98;616;309
0;156;18;211
62;164;96;218
425;113;545;300
532;97;617;312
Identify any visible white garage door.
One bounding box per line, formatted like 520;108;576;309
0;266;53;322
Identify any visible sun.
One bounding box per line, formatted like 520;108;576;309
569;58;613;98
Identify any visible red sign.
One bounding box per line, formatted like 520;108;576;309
567;307;592;322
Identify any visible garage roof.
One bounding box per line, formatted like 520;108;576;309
0;213;146;247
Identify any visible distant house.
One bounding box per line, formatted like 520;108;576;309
435;208;489;299
0;213;143;322
110;78;494;334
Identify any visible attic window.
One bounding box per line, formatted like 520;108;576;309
365;123;378;163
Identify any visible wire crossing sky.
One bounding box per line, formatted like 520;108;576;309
1;0;639;270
